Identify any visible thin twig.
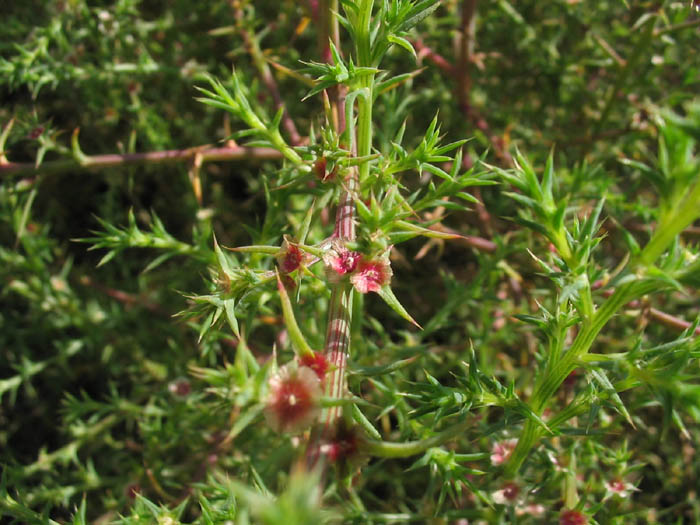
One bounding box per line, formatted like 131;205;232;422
79;276;167;315
649;307;700;336
653;17;700;37
457;0;478;116
413;39;455;76
591;32;626;67
0;144;282;178
599;286;700;336
421;221;497;253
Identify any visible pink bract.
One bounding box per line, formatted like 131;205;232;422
327;248;361;276
349;259;392;294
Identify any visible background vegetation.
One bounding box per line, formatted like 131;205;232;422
1;1;699;523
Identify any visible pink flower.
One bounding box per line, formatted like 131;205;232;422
349;259;392;294
264;365;321;433
490;438;518;466
605;477;637;499
325;247;361;277
559;509;587;525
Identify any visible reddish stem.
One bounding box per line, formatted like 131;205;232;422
234;4;302;145
0;144;282;179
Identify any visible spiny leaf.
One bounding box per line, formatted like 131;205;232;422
377;285;422;329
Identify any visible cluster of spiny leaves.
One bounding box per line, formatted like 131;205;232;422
2;1;700;524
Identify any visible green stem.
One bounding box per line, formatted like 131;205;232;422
505;278;659;477
269;128;304;166
355;0;375;183
321;283;353;426
365;420;471;458
276;271;314;358
639;179;700;267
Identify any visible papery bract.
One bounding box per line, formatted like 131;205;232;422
324;247;361;278
349;258;392;294
265;365;321;433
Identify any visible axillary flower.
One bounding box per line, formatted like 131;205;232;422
323;242;393;294
323;242;361;282
264;364;321;433
276;236;303;274
350;257;392;294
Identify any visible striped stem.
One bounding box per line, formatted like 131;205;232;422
321;167;358;427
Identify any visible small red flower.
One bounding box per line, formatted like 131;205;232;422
325;247;361;277
168;378;191;397
299;351;329;380
559;509;587;525
313;157;337;183
318;420;366;468
349;258;392;294
264;365;321;433
27;126;44;140
492;482;520;505
605;477;636;499
277;238;303;274
125;483;142;500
